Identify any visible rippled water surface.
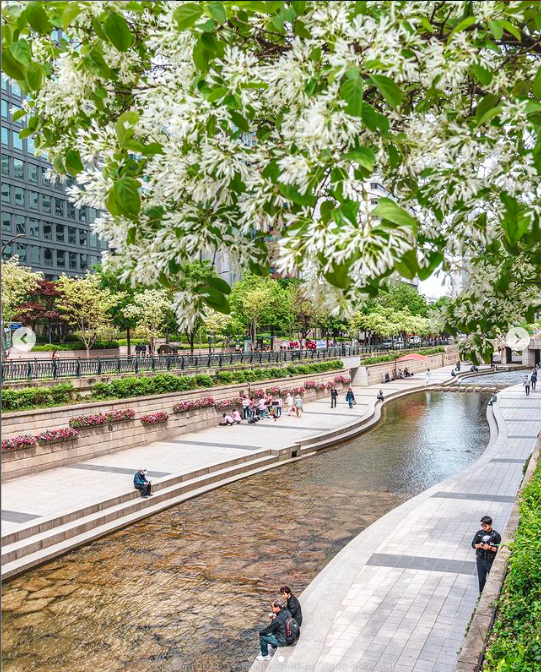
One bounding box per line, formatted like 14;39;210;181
459;369;528;387
1;392;491;672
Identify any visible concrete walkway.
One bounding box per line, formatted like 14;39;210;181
253;381;540;672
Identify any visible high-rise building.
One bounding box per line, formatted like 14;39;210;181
1;72;106;279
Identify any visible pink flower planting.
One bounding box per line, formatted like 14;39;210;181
215;398;239;411
252;389;266;398
2;435;36;452
36;427;79;444
334;375;352;384
316;382;327;390
304;380;317;389
69;409;135;428
266;386;281;395
173;397;215;413
140;411;169;425
292;386;306;395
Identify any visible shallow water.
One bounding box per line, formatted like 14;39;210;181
1;391;491;672
459;370;528;387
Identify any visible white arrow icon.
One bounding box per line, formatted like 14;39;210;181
12;327;36;352
505;327;530;352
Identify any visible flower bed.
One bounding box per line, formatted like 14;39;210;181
2;435;36;452
334;374;352;384
69;409;136;428
304;380;317;389
173;397;215;413
251;388;266;399
36;427;79;445
265;386;281;395
215;398;240;411
140;411;169;425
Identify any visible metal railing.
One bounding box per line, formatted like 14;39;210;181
1;341;451;383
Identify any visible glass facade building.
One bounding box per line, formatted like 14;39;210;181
1;73;106;279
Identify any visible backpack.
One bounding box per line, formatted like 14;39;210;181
284;616;300;645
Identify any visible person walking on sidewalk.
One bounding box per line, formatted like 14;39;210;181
133;469;152;498
523;374;531;396
295;394;303;418
345;386;355;409
330;387;338;408
472;516;501;593
425;368;431;385
286;392;295;416
531;369;537;392
256;600;292;661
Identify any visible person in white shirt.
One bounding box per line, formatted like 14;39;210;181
232;409;242;424
220;413;234;426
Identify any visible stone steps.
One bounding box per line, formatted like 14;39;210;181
1;450;282;578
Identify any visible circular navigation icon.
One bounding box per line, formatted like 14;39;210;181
12;327;36;352
505;326;530;352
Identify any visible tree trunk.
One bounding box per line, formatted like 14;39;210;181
189;330;195;355
127;327;131;356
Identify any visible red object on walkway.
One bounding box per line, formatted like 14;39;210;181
395;353;428;362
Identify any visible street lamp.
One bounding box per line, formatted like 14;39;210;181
2;233;25;254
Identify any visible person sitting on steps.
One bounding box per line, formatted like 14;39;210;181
133;469;152;498
256;599;293;661
377;390;384;402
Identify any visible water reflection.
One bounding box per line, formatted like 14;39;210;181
1;392;490;672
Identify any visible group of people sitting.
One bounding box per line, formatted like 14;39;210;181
381;367;412;384
220;393;305;426
256;586;303;662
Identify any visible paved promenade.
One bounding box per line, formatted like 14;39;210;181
1;368;452;544
254;381;540;672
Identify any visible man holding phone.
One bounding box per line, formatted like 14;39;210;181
471;516;501;592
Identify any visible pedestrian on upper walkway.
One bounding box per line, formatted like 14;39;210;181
472;515;501;593
242;395;251;420
330;387;338;408
531;369;537;391
523;375;531;396
286;392;295;416
256;600;292;661
425;369;431;385
280;586;303;640
133;469;152;498
345;386;355;408
456;360;461;371
295;394;303;418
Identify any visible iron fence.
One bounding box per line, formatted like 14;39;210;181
1;341;451;383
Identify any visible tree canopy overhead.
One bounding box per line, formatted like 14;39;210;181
2;0;541;358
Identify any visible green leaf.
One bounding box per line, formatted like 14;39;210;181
342;147;375;173
83;48;112;79
173;3;204;31
25;63;42;90
103;13;135;52
18;127;34;139
112;178;141;218
447;15;476;42
193;40;210;71
12;108;27;122
533;67;541;100
502;211;531;246
209;1;227;24
229;110;249;132
500;20;521;42
361;103;389;133
277;183;316;207
418;251;443;281
248;260;270;276
62;1;84;29
10;40;31;66
372;198;418;230
124;138;146;153
126;227;137;245
469;64;493;87
1;49;26;80
115;110;139;144
368;74;403;109
92;16;108;41
475;93;500;124
53;154;66;174
394;249;418;280
324;260;352;290
340;78;363;116
65;148;83;175
141;142;164;156
200;286;231;314
26;1;52;34
488;20;504;40
208;276;232;295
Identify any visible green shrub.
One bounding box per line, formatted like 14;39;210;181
215;371;234;384
33;340;120;352
483;458;541;672
116;338;150;346
2;382;74;411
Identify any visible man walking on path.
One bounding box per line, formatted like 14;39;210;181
523;375;531;396
256;600;292;661
133;469;152;498
425;368;431;385
531;369;537;392
345;387;355;409
330;387;338;408
472;516;501;592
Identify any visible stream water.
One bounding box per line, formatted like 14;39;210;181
1;391;491;672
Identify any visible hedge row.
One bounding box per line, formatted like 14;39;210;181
92;360;344;400
483;456;541;672
2;383;74;411
361;347;445;365
33;341;120;352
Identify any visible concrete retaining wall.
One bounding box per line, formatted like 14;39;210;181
353;348;458;386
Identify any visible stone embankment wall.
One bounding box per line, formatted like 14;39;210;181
353;347;458;386
1;370;348;481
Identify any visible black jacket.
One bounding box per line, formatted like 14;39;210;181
471;529;501;562
286;595;302;627
258;608;292;645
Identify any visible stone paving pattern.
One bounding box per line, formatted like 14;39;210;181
254;381;540;672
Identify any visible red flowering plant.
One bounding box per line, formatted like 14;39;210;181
173;397;216;413
2;435;36;452
36;427;79;444
140;411;169;425
70;409;135;428
215;398;239;411
304;380;317;389
266;386;281;395
334;375;352;384
252;389;266;398
105;409;135;422
316;382;327;390
292;386;306;395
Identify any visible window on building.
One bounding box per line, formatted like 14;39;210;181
80;254;88;271
11;81;22;97
41;167;51;186
13;158;24;179
1;153;9;176
30;246;40;265
44;248;53;266
90;255;99;268
56;250;65;267
56;223;65;242
28;190;39;210
27;137;35;154
89;208;97;223
1;100;8;119
14;186;24;207
43;223;52;241
2;244;12;260
68;227;76;245
67;202;76;220
79;207;87;222
29;218;39;237
79;229;87;246
2;212;11;234
100;237;107;250
55;198;65;217
15;215;25;235
90;232;97;248
1;73;7;91
42;194;51;214
2;182;10;203
15;243;26;262
13;130;23;151
69;251;77;270
27;163;38;184
1;126;8;146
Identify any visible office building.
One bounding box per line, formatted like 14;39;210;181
1;72;106;279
